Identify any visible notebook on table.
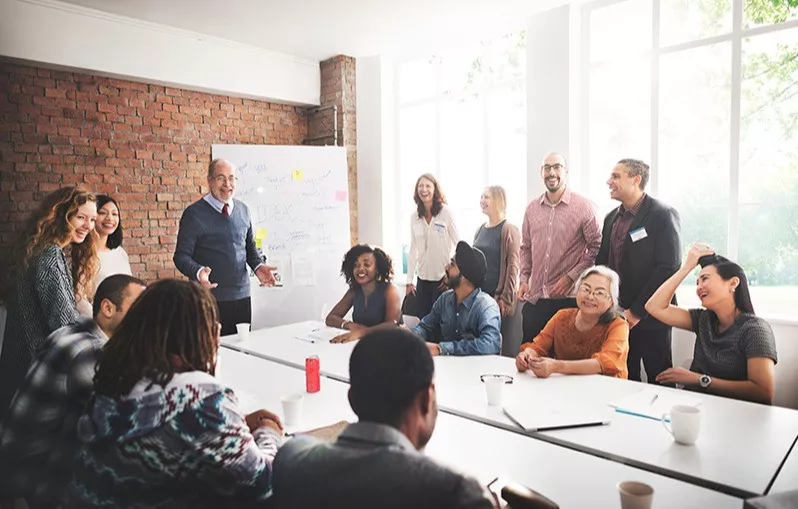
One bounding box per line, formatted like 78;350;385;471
607;388;702;422
294;326;345;343
503;403;611;432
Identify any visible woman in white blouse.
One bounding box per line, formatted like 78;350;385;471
94;194;133;283
77;194;133;316
406;174;460;318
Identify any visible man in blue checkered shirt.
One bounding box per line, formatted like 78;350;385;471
0;274;145;508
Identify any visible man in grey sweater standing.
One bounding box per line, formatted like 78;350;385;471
174;159;276;336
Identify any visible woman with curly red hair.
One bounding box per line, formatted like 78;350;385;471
0;187;98;418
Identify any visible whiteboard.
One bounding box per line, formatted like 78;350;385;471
211;144;351;330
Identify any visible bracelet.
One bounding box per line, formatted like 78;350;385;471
341;319;349;329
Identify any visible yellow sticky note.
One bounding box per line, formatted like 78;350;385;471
255;227;268;240
255;238;263;249
292;169;304;181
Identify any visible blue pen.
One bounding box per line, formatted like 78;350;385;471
615;408;670;423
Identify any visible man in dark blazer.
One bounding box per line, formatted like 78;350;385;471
596;159;681;382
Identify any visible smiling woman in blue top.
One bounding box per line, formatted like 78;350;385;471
325;244;401;343
174;159;278;337
411;241;501;356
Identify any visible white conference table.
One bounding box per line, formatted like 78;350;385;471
769;443;798;494
222;321;798;498
216;347;743;508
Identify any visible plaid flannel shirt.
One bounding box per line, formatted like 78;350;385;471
0;317;106;506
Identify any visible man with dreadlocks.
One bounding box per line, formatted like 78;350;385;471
65;279;284;508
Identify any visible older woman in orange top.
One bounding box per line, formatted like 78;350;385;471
516;266;630;379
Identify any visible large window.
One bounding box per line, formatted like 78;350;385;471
583;0;798;317
395;32;527;274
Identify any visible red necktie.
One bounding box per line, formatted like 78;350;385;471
222;203;229;218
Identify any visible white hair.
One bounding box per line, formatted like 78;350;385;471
576;265;623;323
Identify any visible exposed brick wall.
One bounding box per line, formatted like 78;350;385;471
0;62;308;282
307;55;357;245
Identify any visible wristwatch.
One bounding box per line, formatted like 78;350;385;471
699;374;712;389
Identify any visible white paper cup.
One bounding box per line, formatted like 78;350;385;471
236;323;250;342
484;377;505;406
617;481;654;509
662;405;701;445
281;393;304;429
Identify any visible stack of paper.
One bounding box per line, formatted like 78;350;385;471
608;388;702;421
503;403;611;432
294;326;345;343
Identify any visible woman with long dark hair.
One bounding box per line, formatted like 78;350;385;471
646;243;777;404
94;194;132;282
325;244;400;343
406;174;460;318
67;279;284;508
0;187;98;418
76;194;134;316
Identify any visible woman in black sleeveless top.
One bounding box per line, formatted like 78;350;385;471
325;245;401;343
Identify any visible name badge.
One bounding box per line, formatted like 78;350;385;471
630;227;648;243
433;222;446;233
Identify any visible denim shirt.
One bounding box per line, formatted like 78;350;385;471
411;288;501;356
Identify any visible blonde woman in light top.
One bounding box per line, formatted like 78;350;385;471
406;174;460;319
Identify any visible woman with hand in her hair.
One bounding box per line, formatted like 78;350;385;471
646;243;777;404
326;244;401;343
67;279;284;508
0;187;98;418
516;266;630;379
406;174;460;318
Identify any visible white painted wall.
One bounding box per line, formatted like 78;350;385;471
356;55;398;256
0;0;320;106
526;4;573;200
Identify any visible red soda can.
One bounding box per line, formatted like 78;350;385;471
305;355;320;393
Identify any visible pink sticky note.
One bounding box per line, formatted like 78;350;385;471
335;190;347;201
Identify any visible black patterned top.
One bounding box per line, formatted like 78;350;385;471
689;308;777;382
0;244;79;419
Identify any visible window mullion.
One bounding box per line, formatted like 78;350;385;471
729;0;743;259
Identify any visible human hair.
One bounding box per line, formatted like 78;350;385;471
207;158;232;180
340;244;394;288
93;279;220;398
0;187;98;305
576;265;623;323
485;186;507;219
414;173;447;218
617;158;650;191
92;274;146;319
698;254;755;315
349;328;434;426
96;194;124;249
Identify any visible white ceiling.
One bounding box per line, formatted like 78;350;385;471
57;0;568;61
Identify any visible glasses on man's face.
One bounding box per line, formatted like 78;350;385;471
213;175;237;185
578;284;610;300
541;163;564;173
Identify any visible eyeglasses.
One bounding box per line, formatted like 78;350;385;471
577;284;611;300
541;163;565;172
212;175;237;185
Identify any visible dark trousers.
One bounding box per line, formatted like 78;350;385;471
521;298;578;343
627;326;673;383
415;278;443;319
217;297;252;337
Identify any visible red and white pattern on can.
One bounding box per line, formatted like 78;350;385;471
305;355;320;393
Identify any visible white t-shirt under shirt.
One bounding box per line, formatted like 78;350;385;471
407;205;460;282
76;247;133;317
